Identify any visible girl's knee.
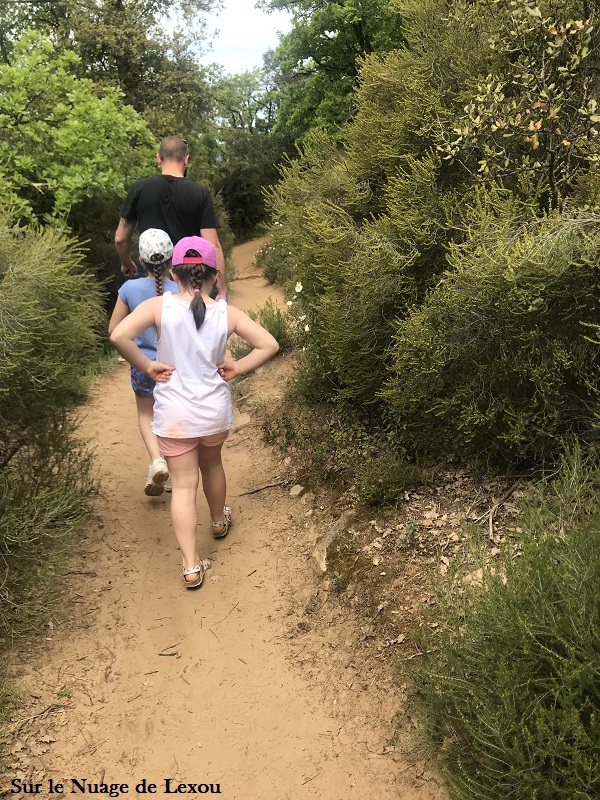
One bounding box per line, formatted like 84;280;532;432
197;443;224;468
199;460;224;480
169;470;199;490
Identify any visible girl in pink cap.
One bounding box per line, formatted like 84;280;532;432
110;236;279;588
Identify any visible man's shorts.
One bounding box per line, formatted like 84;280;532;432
130;366;156;397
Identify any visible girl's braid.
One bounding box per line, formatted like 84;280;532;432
190;263;206;292
154;262;165;296
189;262;207;329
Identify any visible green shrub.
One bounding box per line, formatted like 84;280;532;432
256;236;295;285
0;414;96;725
288;349;341;405
0;215;105;445
411;447;600;800
0;414;96;636
261;394;383;489
263;0;600;446
356;453;424;508
261;392;426;504
228;335;252;361
229;297;293;359
264;141;456;407
383;213;600;466
0;213;104;726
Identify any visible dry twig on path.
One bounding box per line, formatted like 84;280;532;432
12;703;67;734
238;480;286;496
212;602;240;626
474;479;522;528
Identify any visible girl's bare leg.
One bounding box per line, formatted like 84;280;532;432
135;395;162;462
166;448;201;580
197;443;226;522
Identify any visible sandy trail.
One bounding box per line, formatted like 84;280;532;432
1;239;445;800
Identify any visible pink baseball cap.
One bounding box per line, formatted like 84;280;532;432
172;236;217;269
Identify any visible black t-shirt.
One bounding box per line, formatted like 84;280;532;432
120;175;219;243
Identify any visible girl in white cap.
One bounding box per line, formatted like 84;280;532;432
110;236;279;588
108;228;178;496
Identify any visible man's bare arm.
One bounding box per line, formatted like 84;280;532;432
115;218;138;277
201;227;226;300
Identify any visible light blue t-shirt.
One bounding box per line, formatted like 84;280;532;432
118;277;178;360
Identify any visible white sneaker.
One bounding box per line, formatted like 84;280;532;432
144;457;169;496
164;475;172;493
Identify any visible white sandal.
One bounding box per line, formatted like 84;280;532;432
181;558;210;589
211;506;232;539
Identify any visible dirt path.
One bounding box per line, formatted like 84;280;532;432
1;239;446;800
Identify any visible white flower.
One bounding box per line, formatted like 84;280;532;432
287;300;293;307
299;315;306;321
295;282;303;293
304;324;310;332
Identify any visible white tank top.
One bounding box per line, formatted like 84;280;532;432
151;293;234;438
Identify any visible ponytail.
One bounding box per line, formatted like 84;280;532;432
190;263;207;329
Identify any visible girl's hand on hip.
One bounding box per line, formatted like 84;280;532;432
147;361;175;382
217;362;238;382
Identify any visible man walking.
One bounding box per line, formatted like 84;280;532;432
115;136;227;299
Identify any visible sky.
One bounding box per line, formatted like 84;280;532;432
199;0;292;75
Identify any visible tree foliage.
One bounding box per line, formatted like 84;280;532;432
204;66;293;237
210;66;279;132
0;0;217;139
55;0;216;138
436;0;600;208
263;0;405;141
0;32;155;227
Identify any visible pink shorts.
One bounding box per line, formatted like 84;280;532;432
157;431;230;458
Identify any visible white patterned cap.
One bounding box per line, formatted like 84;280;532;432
138;228;174;265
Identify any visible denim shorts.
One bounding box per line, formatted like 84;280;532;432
130;366;156;397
